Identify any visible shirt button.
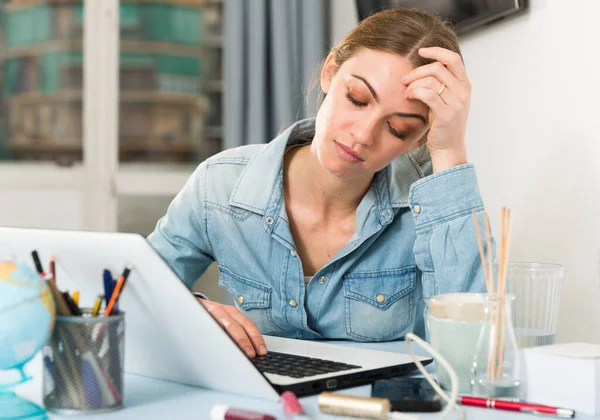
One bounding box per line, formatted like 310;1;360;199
381;209;392;218
376;294;385;303
318;276;327;284
265;216;274;225
237;295;245;304
290;250;297;257
289;299;298;307
413;204;421;214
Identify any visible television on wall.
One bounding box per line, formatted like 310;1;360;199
355;0;528;35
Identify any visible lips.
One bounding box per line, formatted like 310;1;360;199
334;141;364;162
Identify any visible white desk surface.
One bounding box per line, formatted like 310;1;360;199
15;340;598;420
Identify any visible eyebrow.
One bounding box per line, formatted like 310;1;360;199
351;74;427;125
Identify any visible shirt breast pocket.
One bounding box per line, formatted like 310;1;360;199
343;267;417;341
217;266;280;335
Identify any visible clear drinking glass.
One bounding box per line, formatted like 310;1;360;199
504;263;564;348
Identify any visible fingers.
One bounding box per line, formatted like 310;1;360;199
401;48;471;122
402;60;461;95
404;76;461;108
202;301;261;358
416;47;468;82
406;87;446;120
227;307;268;356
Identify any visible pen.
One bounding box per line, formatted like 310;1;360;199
81;358;103;408
281;391;312;419
104;264;133;316
103;270;114;306
31;250;47;278
81;351;118;406
103;269;119;313
459;396;575;418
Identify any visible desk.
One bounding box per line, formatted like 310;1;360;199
15;341;598;420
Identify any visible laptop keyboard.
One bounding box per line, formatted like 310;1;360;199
251;351;362;378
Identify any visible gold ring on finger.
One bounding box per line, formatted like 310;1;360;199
437;83;446;96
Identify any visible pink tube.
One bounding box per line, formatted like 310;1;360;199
210;404;277;420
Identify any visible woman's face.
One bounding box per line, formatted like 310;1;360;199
312;48;430;181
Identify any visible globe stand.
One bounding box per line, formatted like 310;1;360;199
0;367;46;420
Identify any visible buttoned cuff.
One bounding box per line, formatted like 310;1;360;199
408;163;484;230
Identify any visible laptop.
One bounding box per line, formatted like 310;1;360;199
0;227;431;401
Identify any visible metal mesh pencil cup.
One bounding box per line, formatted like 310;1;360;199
42;310;125;414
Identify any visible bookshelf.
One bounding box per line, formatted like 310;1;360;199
0;0;224;165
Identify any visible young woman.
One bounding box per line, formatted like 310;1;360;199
148;8;490;358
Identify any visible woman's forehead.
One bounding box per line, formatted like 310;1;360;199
339;49;429;117
340;49;415;79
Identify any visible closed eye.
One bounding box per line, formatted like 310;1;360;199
347;90;408;140
346;92;367;108
388;122;407;141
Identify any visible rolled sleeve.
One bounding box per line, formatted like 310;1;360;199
410;163;492;307
408;163;484;231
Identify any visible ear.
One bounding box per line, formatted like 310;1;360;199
320;51;337;95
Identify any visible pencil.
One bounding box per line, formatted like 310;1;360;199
49;256;56;285
62;291;82;316
46;280;72;316
72;291;80;307
104;264;133;317
92;295;103;317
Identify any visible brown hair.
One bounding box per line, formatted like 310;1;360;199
304;8;462;160
333;8;461;75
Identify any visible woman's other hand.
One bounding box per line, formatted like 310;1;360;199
199;299;268;358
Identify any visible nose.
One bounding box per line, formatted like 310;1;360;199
352;114;378;146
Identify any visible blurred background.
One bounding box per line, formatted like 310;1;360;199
0;0;598;344
0;0;224;234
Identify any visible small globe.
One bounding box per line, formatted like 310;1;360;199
0;258;56;419
0;259;56;371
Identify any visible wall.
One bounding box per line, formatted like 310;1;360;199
330;0;359;45
0;166;85;230
332;0;600;343
0;190;83;230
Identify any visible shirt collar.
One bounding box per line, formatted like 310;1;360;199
229;118;428;217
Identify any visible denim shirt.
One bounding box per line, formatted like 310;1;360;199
148;119;489;341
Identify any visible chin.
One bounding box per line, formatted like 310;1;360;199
319;152;358;180
314;135;363;180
